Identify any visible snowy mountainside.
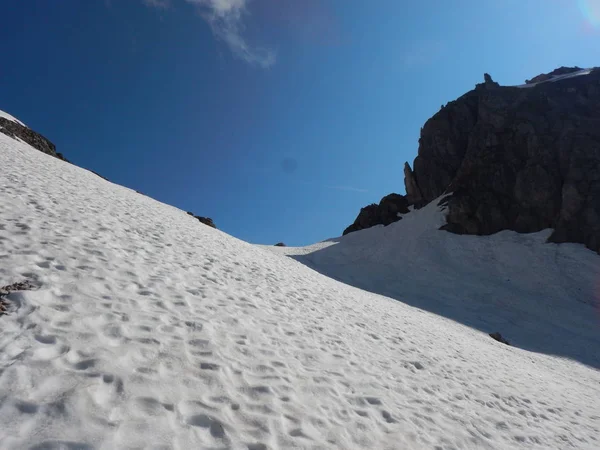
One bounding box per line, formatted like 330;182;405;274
269;201;600;370
0;109;26;126
1;124;600;449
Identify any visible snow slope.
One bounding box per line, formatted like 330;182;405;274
267;203;600;371
1;128;600;449
514;68;594;88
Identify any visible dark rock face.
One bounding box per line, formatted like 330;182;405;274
378;193;410;225
187;212;217;229
404;68;600;253
483;73;500;88
274;242;286;247
0;117;66;161
403;162;424;207
343;193;409;235
197;217;216;228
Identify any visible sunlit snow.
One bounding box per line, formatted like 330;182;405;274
1;115;600;449
513;68;594;88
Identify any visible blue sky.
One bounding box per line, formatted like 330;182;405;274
1;0;599;246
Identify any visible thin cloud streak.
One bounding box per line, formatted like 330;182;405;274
143;0;276;68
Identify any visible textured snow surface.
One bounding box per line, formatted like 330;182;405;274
268;204;600;371
0;110;26;126
1;132;600;450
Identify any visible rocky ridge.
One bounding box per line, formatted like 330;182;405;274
1;111;217;229
345;67;600;254
0;116;67;161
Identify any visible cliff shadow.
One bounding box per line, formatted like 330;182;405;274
287;224;600;370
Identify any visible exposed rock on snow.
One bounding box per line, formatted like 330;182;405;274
0;116;64;161
489;332;510;346
187;211;217;228
196;217;216;228
0;280;37;316
343;193;409;235
404;67;600;253
0;280;37;295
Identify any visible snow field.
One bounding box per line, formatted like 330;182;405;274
1;129;600;449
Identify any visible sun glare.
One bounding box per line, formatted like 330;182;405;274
579;0;600;26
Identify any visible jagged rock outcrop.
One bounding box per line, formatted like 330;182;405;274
187;212;217;229
0;116;67;161
197;217;216;228
404;68;600;253
483;73;500;88
403;162;424;207
343;193;409;235
526;66;583;85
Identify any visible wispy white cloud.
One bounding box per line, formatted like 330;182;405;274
144;0;276;68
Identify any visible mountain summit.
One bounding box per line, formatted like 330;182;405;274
347;68;600;254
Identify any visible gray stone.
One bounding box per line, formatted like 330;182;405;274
403;162;424;207
404;67;600;254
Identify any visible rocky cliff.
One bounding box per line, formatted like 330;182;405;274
346;67;600;254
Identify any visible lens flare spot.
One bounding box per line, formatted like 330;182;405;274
579;0;600;27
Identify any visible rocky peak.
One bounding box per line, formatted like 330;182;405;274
402;67;600;253
343;67;600;254
480;73;500;89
